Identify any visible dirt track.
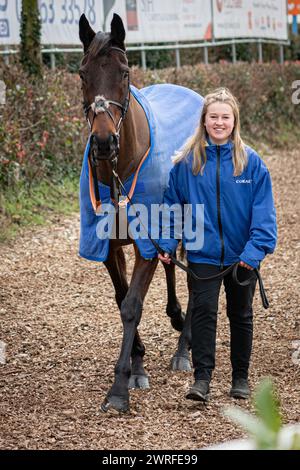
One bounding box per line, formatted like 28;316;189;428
0;148;299;450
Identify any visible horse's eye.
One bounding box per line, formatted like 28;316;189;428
123;71;129;80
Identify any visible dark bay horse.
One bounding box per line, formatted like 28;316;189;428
78;13;194;413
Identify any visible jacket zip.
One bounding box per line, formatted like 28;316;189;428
216;145;225;269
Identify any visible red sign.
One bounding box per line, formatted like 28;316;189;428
288;0;300;16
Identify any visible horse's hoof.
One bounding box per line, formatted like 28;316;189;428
171;356;192;372
129;374;150;389
170;312;185;332
100;395;130;413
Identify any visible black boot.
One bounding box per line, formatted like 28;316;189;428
186;380;210;402
230;378;250;399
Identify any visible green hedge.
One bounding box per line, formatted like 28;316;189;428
0;64;88;189
0;62;299;190
133;62;300;149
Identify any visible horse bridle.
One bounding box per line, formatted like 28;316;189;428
83;46;130;140
83;46;130;205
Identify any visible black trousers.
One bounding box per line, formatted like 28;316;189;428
188;263;257;382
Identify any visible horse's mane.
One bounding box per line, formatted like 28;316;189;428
81;32;112;64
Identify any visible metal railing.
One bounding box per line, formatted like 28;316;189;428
0;38;290;69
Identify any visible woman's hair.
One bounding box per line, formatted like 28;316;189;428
173;87;247;176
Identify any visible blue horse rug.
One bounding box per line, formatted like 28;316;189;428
79;83;203;262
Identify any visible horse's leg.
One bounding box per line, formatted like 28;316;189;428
101;252;158;413
163;259;185;332
128;329;150;390
104;248;128;309
171;274;192;371
104;248;149;390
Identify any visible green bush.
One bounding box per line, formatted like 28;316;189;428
225;378;300;450
0;63;87;189
132;62;300;148
0;61;299;193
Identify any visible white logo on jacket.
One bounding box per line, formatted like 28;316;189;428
235;179;252;184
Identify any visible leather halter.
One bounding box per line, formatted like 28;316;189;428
83;46;132;210
83;47;130;137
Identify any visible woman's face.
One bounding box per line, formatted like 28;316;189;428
204;102;235;145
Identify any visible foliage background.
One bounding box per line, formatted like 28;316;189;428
0;58;299;238
0;61;299;189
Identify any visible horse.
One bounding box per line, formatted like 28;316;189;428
78;13;203;413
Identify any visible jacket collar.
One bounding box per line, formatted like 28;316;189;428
205;136;233;160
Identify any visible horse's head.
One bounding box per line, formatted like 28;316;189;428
79;13;130;164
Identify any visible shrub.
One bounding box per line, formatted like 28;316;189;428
224;378;300;450
0;63;88;189
0;61;299;191
132;62;300;148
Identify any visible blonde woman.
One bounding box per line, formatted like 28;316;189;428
158;88;277;402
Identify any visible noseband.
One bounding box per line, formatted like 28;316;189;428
83;46;130;209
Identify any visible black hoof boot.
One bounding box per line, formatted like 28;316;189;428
171;355;192;372
100;395;130;413
129;374;150;389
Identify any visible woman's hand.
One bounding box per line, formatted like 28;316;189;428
159;254;253;269
239;261;254;271
158;252;171;264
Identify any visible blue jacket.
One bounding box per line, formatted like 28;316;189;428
158;141;277;269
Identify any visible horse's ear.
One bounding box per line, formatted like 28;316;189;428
79;14;96;52
111;13;126;49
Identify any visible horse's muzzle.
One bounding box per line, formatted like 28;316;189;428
90;133;119;163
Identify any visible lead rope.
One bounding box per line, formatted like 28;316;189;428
112;171;269;309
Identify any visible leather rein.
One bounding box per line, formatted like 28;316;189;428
110;171;269;309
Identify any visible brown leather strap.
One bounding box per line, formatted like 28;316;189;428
88;147;151;214
118;147;150;207
88;158;102;215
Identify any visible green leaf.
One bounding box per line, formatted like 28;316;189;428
224;406;259;434
290;433;300;450
254;378;282;433
224;406;278;450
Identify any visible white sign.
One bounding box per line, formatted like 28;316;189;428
0;0;211;45
42;0;102;45
212;0;288;40
0;0;103;46
104;0;212;43
0;0;20;44
0;0;287;45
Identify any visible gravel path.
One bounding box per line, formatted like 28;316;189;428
0;148;299;450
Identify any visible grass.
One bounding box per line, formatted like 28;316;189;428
0;177;79;243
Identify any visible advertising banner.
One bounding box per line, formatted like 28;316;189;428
0;0;102;45
213;0;288;40
0;0;211;45
0;0;288;46
104;0;212;43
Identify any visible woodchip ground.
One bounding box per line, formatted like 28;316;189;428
0;148;299;449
